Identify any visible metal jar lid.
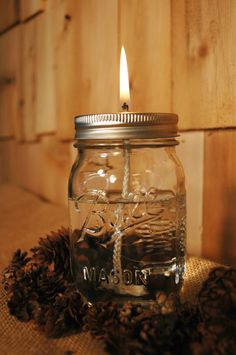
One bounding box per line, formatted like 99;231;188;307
74;112;178;140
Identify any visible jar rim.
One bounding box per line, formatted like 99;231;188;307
74;112;178;140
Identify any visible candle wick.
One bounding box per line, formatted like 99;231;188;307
121;102;129;111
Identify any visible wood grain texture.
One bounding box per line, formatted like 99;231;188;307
0;184;69;271
0;0;20;33
15;140;42;193
39;136;71;205
0;139;15;183
34;13;56;135
21;13;56;140
203;129;236;266
172;0;236;130
21;19;37;141
15;136;71;205
50;0;118;140
0;27;21;138
177;131;204;256
20;0;45;20
119;0;171;112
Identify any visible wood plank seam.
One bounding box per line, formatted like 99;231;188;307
21;10;44;24
0;20;20;36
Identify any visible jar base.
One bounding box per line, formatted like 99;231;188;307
75;260;185;305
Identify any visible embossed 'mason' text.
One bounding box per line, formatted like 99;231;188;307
82;267;150;286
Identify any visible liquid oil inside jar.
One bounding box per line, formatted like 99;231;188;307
69;189;186;304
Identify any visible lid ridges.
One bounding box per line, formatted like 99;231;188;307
75;113;178;126
74;112;178;140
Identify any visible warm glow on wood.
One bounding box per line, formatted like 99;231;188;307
120;46;130;109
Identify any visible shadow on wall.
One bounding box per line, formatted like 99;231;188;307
220;189;236;267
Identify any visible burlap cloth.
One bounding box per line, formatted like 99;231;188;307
0;184;219;355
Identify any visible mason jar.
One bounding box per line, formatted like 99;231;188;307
68;113;186;304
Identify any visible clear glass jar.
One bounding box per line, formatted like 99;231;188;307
68;113;186;304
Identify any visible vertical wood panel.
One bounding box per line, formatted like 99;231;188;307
39;136;71;205
21;13;56;140
15;137;71;205
0;139;15;183
177;131;204;256
0;0;20;33
119;0;171;112
35;13;56;135
16;140;42;192
203;129;236;266
0;27;21;138
172;0;236;129
50;0;118;140
20;0;45;21
21;20;37;141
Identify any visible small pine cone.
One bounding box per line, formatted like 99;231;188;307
6;262;40;322
194;318;236;355
66;285;85;324
10;249;31;270
2;249;31;291
119;303;133;325
2;228;86;338
31;228;71;277
44;297;69;337
198;267;236;323
37;272;67;303
30;300;46;326
7;286;32;321
84;302;120;337
43;291;82;337
134;313;177;354
35;284;84;337
105;325;134;355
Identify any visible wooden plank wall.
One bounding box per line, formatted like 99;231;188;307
0;0;20;34
0;0;236;265
0;27;21;138
172;0;236;130
119;0;171;112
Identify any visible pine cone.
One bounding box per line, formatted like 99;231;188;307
31;227;71;277
2;249;31;291
84;302;120;336
43;289;84;337
198;267;236;323
2;228;85;337
192;319;236;355
66;285;85;323
7;286;32;321
36;272;67;302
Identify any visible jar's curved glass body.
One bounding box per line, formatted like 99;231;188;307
68;138;186;304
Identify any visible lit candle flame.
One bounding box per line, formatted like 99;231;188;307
120;46;130;110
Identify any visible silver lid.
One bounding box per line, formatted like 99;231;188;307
74;112;178;140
